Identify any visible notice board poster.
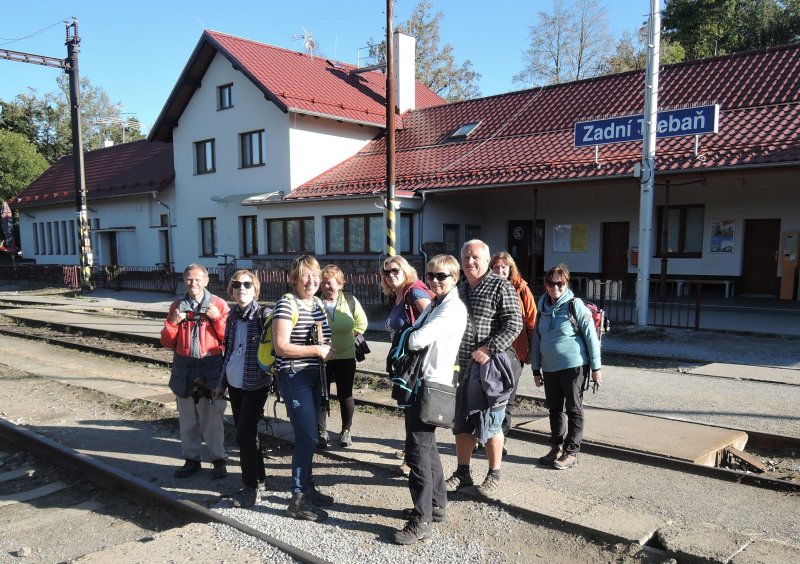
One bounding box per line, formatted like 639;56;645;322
553;224;589;252
710;219;734;253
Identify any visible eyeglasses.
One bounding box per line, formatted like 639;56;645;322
546;281;565;289
426;272;453;281
232;280;254;289
382;267;401;276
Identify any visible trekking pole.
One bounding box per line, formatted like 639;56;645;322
314;321;330;415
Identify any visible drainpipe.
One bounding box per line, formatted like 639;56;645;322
153;192;174;266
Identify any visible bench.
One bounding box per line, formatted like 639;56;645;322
675;279;735;299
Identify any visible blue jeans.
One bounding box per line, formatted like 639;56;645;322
277;365;321;494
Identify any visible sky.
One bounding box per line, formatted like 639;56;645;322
1;0;652;134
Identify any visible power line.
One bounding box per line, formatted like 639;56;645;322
0;19;69;47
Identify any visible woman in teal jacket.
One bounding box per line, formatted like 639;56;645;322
318;264;369;448
530;263;602;470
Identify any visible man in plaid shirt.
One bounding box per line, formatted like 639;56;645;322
446;240;522;499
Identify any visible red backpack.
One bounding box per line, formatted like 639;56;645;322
568;298;609;342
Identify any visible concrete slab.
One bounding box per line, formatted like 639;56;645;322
519;408;748;466
688;362;800;385
657;522;751;563
566;503;665;546
732;539;800;564
499;481;594;522
0;480;68;507
0;307;162;343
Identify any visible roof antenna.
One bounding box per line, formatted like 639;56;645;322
290;27;317;58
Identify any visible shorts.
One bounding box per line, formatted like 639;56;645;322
453;404;507;440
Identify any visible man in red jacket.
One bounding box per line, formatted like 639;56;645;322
161;264;230;478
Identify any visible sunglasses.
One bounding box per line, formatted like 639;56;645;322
382;267;401;276
546;281;565;289
426;272;453;281
232;280;254;289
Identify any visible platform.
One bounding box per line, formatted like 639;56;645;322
519;408;748;466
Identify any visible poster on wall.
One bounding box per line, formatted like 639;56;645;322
710;219;735;253
553;223;589;252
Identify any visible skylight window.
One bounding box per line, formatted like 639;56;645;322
450;121;481;140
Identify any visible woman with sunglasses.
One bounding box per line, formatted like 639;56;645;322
273;255;334;521
489;252;538;442
215;270;270;508
394;255;467;545
530;263;602;470
381;255;433;339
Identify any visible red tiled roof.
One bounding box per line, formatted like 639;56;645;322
14;140;174;208
149;31;445;141
289;43;800;199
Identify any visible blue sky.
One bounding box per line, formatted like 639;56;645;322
1;1;650;134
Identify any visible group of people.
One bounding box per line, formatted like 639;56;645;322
159;240;602;545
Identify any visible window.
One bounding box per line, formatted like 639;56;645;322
465;224;481;242
199;217;217;257
194;139;216;174
450;121;480;140
69;220;76;254
32;223;39;255
400;213;413;254
326;214;383;254
60;221;68;255
443;224;459;255
46;222;53;255
240;130;265;168
159;214;168;227
217;83;233;110
267;217;314;254
656;205;704;258
240;215;258;257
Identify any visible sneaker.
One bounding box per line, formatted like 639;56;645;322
174;459;201;478
257;478;269;492
340;429;352;448
212;459;228;479
444;471;473;492
399;461;411;476
286;492;328;522
233;486;259;508
538;445;563;466
476;472;501;499
402;505;446;523
393;520;432;545
554;451;578;470
307;483;334;506
317;431;329;449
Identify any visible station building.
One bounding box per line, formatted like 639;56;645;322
13;31;800;300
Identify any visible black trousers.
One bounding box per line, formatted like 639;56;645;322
228;386;269;488
319;358;356;433
404;400;446;523
542;365;588;454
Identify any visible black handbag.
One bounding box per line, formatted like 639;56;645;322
354;333;370;362
418;380;457;429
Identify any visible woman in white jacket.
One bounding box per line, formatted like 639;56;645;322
394;254;467;546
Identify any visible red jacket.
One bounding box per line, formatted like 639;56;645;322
160;294;229;357
511;277;537;364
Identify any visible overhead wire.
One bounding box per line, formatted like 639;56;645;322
0;19;69;47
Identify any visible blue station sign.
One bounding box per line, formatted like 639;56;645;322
574;104;719;147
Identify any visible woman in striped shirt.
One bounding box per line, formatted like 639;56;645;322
273;255;334;521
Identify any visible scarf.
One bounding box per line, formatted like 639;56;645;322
540;288;574;331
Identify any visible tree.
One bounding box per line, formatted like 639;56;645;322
366;1;481;102
663;0;800;60
0;76;144;164
601;26;686;74
514;0;614;86
0;129;48;200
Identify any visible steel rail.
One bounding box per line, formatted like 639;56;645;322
0;418;327;564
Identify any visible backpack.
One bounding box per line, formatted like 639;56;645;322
257;293;299;375
568;298;609;342
386;324;428;407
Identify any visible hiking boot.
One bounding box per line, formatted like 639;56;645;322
286;492;328;522
538;445;563;466
402;505;446;523
399;461;411;476
317;431;329;449
476;472;502;499
212;459;228;479
393;520;432;545
554;451;578;470
307;483;334;506
174;459;201;478
233;486;259;508
340;429;353;448
444;471;473;492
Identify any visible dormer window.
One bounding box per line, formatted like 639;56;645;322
450;121;480;140
217;83;233;110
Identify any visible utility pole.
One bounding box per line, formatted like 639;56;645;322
0;18;93;289
635;0;661;325
385;0;397;257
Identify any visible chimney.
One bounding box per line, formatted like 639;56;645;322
393;31;416;113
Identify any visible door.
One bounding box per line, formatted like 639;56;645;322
602;222;630;280
508;220;532;279
741;218;780;295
